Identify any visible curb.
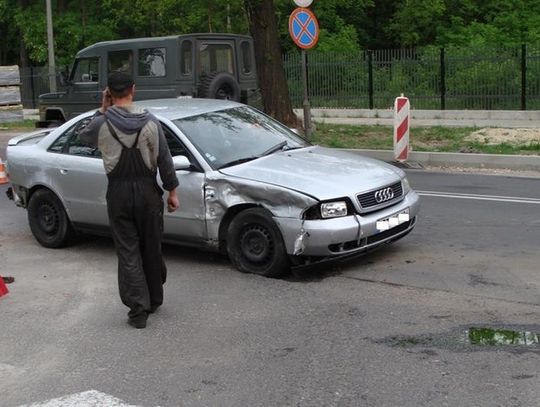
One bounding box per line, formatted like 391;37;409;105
313;117;540;128
295;108;540;128
350;149;540;172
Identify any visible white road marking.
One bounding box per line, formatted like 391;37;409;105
18;390;146;407
417;190;540;205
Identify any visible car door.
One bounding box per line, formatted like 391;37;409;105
48;117;109;227
161;125;207;243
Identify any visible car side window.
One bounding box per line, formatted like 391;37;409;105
48;117;101;157
48;130;72;153
66;118;101;157
162;124;187;157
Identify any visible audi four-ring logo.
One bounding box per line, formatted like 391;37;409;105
374;187;395;203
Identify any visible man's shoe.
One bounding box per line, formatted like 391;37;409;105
128;314;147;329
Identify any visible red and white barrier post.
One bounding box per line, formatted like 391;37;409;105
393;94;410;162
0;277;8;298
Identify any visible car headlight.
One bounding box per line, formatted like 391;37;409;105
321;201;348;218
402;177;411;195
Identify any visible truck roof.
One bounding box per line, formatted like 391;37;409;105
76;33;253;57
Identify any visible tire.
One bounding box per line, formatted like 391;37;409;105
198;71;241;101
227;208;290;278
27;189;75;248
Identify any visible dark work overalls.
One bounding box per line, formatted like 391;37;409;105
105;120;166;319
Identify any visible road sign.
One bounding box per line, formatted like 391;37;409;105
293;0;313;6
289;8;319;50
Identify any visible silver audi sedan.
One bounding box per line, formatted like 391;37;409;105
6;99;420;277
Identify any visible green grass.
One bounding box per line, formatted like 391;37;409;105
2;119;539;156
0;119;36;130
312;123;540;155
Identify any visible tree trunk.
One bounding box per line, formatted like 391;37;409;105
244;0;297;127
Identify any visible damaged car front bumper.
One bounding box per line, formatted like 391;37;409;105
274;191;420;259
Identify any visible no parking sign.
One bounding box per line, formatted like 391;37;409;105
289;1;318;138
288;7;319;50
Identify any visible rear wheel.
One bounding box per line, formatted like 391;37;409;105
227;208;290;278
27;189;75;248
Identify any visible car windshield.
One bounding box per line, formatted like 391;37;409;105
172;106;310;169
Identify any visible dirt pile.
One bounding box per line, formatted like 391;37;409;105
465;128;540;146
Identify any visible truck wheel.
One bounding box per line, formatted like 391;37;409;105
227;208;290;278
198;72;241;102
27;189;75;248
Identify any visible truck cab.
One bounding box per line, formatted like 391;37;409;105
38;33;259;127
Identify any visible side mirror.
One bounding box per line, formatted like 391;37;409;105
172;155;191;171
57;71;68;87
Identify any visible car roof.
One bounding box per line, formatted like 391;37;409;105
134;98;244;121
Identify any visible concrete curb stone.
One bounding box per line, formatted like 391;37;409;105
351;149;540;173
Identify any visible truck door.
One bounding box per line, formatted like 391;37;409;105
66;57;101;118
196;40;241;101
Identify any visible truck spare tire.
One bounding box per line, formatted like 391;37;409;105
198;71;241;102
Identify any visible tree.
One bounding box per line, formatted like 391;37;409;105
244;0;297;127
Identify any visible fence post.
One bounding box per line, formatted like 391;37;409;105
30;66;36;109
440;47;446;110
368;50;374;109
521;44;526;111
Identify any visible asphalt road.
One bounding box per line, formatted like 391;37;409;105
1;165;539;406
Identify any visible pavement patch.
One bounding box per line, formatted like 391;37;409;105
18;390;145;407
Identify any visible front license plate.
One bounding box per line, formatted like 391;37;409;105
376;208;410;232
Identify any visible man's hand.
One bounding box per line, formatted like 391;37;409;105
167;189;179;212
99;88;113;113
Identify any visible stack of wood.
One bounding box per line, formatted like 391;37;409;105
0;65;23;122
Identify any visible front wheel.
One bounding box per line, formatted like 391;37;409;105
27;189;75;248
227;208;290;278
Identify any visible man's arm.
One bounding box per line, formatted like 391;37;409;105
151;116;180;212
79;89;112;147
79;111;104;147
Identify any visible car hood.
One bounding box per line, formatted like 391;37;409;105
218;146;403;201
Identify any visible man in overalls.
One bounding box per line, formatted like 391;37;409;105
81;72;179;329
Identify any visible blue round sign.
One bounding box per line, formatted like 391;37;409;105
289;8;319;50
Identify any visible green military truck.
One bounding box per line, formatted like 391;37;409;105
38;33;259;127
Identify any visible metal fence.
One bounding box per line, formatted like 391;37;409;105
284;45;540;110
18;45;540;111
19;66;56;109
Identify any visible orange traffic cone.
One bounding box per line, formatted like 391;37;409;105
0;276;8;298
0;158;8;185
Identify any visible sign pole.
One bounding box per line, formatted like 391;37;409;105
289;4;318;139
301;50;312;139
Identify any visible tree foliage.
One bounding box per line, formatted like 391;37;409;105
3;0;540;67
